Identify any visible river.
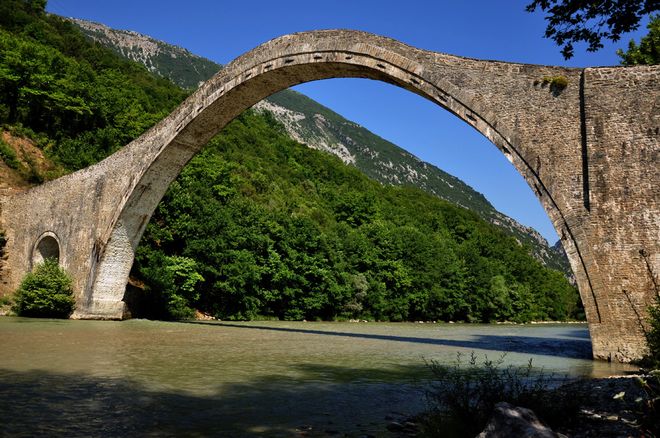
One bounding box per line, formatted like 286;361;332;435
0;318;637;437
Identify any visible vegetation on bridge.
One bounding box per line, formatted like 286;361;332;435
0;0;581;322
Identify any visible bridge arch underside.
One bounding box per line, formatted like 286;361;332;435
71;32;657;362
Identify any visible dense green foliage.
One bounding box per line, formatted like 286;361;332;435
0;136;20;169
0;0;187;170
0;0;581;322
13;258;75;318
638;301;660;437
527;0;658;59
134;110;581;321
618;14;660;65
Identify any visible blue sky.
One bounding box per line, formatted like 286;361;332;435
46;0;650;243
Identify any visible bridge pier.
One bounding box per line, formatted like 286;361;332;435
70;222;134;320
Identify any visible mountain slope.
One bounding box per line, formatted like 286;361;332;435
66;18;218;89
68;18;570;275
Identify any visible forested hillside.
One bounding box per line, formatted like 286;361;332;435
0;0;582;322
134;112;581;322
0;0;187;171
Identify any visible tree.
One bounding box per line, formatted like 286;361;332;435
617;14;660;65
13;258;75;318
527;0;659;59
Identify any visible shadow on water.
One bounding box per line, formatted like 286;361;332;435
184;321;593;360
561;328;592;340
0;365;427;437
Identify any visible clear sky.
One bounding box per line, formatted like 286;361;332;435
46;0;650;244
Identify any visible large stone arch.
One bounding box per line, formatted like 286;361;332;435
0;31;657;362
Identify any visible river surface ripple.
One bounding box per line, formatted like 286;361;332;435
0;318;637;437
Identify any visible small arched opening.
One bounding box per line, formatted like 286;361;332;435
31;232;61;269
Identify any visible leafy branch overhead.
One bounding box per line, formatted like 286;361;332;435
617;14;660;65
527;0;659;59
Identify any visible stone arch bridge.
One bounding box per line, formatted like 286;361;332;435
0;30;657;362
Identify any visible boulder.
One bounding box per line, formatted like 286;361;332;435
477;402;566;438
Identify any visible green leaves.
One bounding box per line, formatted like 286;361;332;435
0;136;20;169
134;111;581;323
618;14;660;65
527;0;658;59
644;295;660;368
13;258;75;318
0;6;187;170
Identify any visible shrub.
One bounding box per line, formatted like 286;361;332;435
0;294;12;308
645;295;660;368
636;371;660;436
422;352;583;437
541;75;569;94
0;136;20;169
136;252;202;320
13;258;75;318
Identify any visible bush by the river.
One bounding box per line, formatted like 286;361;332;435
636;371;660;437
644;295;660;368
13;258;75;318
421;352;584;437
637;296;660;436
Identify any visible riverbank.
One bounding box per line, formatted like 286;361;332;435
554;375;646;437
408;374;649;438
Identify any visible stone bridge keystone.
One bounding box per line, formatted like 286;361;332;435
0;30;657;362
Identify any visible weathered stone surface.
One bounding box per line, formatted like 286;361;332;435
477;402;565;438
0;30;656;360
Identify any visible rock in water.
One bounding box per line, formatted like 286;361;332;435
477;402;566;438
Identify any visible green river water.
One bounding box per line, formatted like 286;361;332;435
0;318;637;437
